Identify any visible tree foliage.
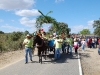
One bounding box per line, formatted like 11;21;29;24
36;10;58;30
0;31;4;34
24;30;29;36
36;10;71;35
49;22;71;35
80;29;90;35
0;31;26;52
93;19;100;36
57;22;71;34
10;31;23;41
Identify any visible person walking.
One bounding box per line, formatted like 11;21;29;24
92;37;95;48
88;37;92;48
66;35;73;54
54;35;62;60
73;38;79;54
98;38;100;54
48;35;55;52
94;37;98;48
23;34;33;64
62;37;67;53
81;39;86;52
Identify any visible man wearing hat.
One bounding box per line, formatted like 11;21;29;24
23;34;33;64
54;35;63;60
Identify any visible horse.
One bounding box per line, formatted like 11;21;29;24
33;35;48;64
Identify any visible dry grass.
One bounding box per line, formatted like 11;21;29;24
0;50;24;69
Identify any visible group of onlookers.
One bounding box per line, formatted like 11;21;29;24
22;30;100;63
48;34;100;60
86;37;98;48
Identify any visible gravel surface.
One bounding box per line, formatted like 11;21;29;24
79;47;100;75
0;48;100;75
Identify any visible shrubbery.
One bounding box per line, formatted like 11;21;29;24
0;31;29;52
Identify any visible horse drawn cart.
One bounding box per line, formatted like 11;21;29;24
33;34;55;64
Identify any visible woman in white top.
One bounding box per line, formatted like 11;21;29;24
81;39;86;51
73;38;79;54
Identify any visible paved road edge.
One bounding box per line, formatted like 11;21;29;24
78;53;83;75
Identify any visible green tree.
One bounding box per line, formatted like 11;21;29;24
93;18;100;36
10;31;23;41
0;32;25;52
49;22;71;35
0;31;4;34
57;22;71;35
80;29;90;35
36;10;58;30
24;30;29;36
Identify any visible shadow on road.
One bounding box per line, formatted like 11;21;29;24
78;48;93;60
32;52;79;64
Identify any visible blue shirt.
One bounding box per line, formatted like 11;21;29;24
48;39;55;47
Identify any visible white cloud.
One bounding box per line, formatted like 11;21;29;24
0;24;36;33
20;17;52;32
55;0;64;3
71;25;86;33
20;17;36;27
87;20;94;26
0;17;37;33
71;20;94;33
1;24;25;32
0;0;35;10
15;9;40;17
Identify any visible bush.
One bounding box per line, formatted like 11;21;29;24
0;32;25;52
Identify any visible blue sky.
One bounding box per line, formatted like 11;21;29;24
0;0;100;33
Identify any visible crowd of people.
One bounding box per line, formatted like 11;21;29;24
22;29;100;64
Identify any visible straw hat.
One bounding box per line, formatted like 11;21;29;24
26;34;32;38
26;34;30;37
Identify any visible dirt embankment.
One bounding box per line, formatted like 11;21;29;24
0;50;24;69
